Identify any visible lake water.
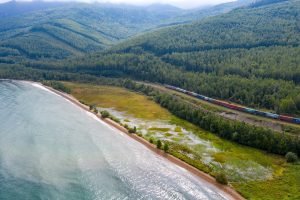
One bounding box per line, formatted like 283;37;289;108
0;80;228;200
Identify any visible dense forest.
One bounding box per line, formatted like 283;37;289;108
26;52;300;115
111;0;298;54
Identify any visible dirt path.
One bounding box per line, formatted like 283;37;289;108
42;83;245;200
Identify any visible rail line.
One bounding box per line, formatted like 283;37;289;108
164;84;300;125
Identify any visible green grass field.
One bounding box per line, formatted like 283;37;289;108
64;82;300;199
64;82;170;120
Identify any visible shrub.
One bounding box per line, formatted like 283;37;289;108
149;138;154;144
123;124;129;129
285;152;298;163
100;110;110;118
43;81;71;94
215;173;228;185
157;140;162;149
129;126;137;133
111;117;120;123
163;143;169;152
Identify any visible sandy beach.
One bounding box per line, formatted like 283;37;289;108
41;82;245;200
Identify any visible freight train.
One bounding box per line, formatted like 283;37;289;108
164;84;300;124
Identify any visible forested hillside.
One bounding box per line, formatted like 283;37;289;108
28;0;300;115
0;0;256;63
112;0;298;55
0;2;184;61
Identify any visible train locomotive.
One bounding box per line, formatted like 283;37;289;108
164;84;300;124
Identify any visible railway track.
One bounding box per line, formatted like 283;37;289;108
164;84;300;125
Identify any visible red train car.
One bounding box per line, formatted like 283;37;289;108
228;104;244;111
279;115;294;123
213;100;244;111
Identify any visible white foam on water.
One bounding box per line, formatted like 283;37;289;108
30;82;61;97
31;83;48;91
63;98;76;106
84;111;125;136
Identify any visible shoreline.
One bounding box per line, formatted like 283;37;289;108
40;82;245;200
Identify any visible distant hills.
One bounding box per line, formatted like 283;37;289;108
0;2;185;60
0;1;70;18
249;0;288;7
0;0;254;61
168;0;254;23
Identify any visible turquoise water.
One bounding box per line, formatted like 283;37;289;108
0;80;228;200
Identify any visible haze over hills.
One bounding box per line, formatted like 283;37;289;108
0;0;72;18
0;1;184;19
0;0;237;9
169;0;254;23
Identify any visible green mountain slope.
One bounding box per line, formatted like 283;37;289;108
113;0;298;54
0;2;184;60
0;0;257;62
50;0;300;115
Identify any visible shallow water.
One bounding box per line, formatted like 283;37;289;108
0;80;229;200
